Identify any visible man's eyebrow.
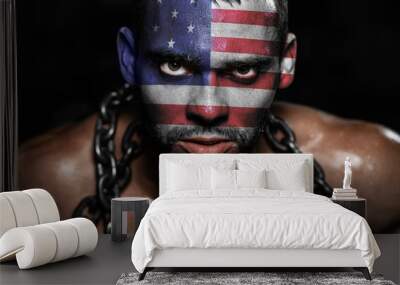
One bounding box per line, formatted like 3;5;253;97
146;50;202;65
212;56;275;70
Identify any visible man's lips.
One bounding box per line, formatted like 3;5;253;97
174;137;239;153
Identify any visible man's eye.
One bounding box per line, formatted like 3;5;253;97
160;62;191;76
231;66;258;80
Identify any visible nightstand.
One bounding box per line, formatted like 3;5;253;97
331;198;366;218
111;197;151;242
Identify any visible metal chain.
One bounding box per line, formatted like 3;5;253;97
263;111;333;197
72;84;144;231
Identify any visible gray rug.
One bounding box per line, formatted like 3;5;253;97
116;272;396;285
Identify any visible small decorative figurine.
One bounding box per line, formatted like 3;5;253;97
332;157;358;199
343;157;353;189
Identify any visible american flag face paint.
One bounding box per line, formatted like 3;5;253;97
129;0;295;153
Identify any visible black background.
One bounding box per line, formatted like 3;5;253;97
17;0;400;142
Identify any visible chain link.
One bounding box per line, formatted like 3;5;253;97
264;111;333;197
72;84;144;231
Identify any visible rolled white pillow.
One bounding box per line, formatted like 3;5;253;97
0;218;98;269
42;221;79;262
0;191;39;227
23;189;60;224
0;226;57;269
65;218;98;257
0;196;17;237
0;189;60;238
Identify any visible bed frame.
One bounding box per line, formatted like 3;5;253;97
140;248;370;280
139;154;372;280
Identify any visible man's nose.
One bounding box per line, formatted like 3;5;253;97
186;104;229;127
186;72;229;127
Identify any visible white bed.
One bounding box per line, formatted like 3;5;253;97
131;154;380;280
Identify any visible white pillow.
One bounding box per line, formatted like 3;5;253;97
267;166;307;191
211;169;268;190
167;159;236;170
166;159;236;192
211;168;236;190
238;159;309;191
167;162;211;191
236;169;267;189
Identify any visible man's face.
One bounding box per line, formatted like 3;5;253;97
119;0;295;153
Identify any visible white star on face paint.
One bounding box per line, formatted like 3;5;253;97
187;23;195;33
171;9;179;19
153;25;160;32
168;38;175;48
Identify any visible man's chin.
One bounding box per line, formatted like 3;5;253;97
171;140;240;153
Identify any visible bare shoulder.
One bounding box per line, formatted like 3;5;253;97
18;115;98;219
19;116;97;163
272;101;400;156
272;102;400;232
18;112;141;219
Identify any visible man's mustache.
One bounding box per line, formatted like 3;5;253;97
152;125;261;147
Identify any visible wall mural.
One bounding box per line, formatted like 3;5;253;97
18;0;400;233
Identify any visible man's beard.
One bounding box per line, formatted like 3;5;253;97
146;124;264;153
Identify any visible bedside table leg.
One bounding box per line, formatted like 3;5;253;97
138;268;148;281
354;267;371;280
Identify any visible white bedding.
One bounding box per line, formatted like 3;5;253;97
131;190;380;273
